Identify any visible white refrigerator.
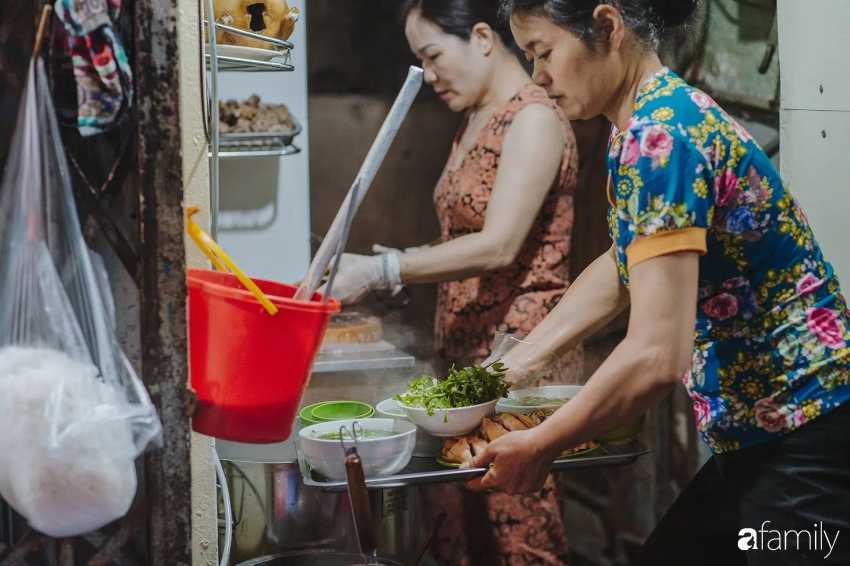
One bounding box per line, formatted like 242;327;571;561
216;4;311;284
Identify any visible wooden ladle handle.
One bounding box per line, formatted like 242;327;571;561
345;447;377;557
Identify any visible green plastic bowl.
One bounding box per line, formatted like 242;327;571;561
310;401;374;422
299;402;330;429
596;412;649;444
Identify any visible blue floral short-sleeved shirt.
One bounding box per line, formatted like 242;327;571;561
607;68;850;453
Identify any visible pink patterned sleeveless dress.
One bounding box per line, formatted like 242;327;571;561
421;83;585;565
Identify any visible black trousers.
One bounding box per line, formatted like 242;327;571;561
633;402;850;565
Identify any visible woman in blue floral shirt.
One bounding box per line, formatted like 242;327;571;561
462;0;850;564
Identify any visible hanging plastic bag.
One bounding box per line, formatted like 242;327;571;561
0;59;162;537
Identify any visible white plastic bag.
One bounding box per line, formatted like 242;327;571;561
0;60;162;537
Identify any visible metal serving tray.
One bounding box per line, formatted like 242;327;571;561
298;439;648;492
312;345;416;373
218;115;303;156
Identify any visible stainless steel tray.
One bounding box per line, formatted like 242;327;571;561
218;115;303;156
298;440;647;492
312;346;416;373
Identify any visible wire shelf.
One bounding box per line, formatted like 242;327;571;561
213;22;294;50
204;22;295;72
204;53;294;72
213;137;301;158
212;107;302;157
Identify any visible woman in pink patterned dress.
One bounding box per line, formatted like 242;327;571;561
325;1;582;563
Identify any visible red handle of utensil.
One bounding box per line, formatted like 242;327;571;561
345;448;377;556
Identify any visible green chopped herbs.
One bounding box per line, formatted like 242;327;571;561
507;396;570;407
394;362;510;416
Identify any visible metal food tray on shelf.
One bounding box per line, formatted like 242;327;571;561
204;53;294;73
312;344;416;373
216;117;303;157
297;439;648;492
204;21;294;72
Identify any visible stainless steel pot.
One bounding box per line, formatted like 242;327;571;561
219;454;419;564
236;551;404;566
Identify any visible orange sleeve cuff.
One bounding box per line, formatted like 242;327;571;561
626;227;707;270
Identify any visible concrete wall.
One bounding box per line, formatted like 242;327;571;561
700;0;779;106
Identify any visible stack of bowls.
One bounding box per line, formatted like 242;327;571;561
299;400;374;429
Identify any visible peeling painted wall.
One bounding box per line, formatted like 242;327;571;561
701;0;780;106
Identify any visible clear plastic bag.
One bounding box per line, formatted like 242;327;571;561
484;333;530;364
0;60;162;537
483;332;559;389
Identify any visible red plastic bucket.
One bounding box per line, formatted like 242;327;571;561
188;269;340;443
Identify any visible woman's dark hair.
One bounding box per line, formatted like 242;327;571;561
402;0;514;46
499;0;698;48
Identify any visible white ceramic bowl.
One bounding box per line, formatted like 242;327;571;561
497;385;583;414
375;399;445;457
298;418;416;480
375;398;408;419
399;399;499;437
496;385;648;441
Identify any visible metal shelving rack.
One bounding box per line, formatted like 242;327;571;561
202;9;304;563
202;0;299;237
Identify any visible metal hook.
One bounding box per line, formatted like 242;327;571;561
338;421;365;450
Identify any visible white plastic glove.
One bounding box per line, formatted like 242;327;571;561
371;244;415;296
372;243;420;254
318;252;401;305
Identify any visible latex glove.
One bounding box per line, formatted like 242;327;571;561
317;253;401;305
371;244;416;296
373;244;403;254
482;333;559;389
372;243;422;254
